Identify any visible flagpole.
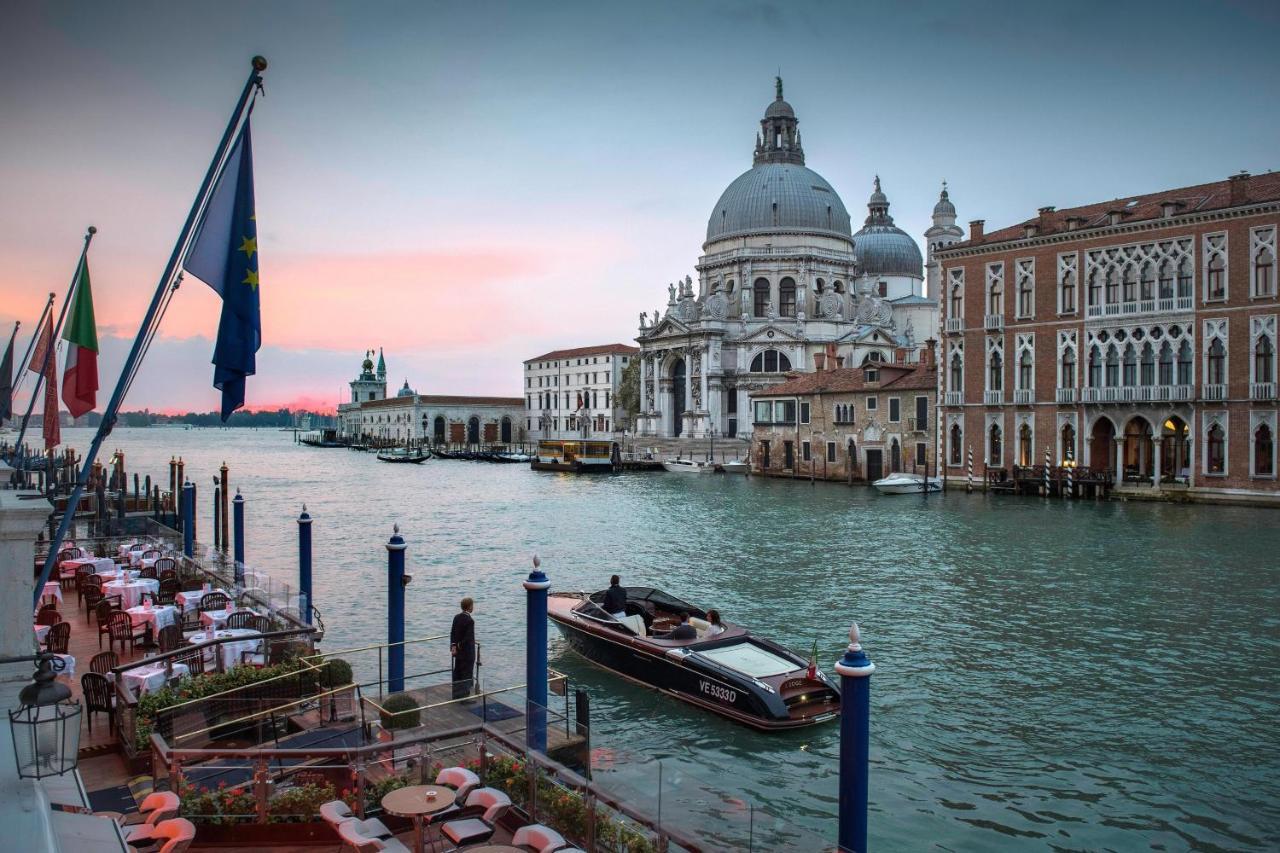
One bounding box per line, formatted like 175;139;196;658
0;321;18;428
14;228;95;454
32;56;268;610
10;293;54;404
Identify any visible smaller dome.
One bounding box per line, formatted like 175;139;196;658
396;380;416;397
362;358;374;371
765;98;795;119
934;182;955;217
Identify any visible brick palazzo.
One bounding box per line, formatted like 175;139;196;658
936;171;1280;504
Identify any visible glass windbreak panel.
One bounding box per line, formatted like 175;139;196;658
696;642;798;678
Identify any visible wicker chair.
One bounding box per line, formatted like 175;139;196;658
81;672;115;733
141;549;162;561
155;557;176;573
157;624;184;653
174;647;205;676
248;615;272;634
157;578;179;606
80;573;104;611
90;651;119;675
44;621;71;654
139;566;158;580
74;566;94;605
36;606;63;627
198;591;228;613
224;610;255;630
158;567;177;583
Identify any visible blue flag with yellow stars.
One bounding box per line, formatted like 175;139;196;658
184;118;261;420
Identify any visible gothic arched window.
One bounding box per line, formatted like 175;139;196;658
1255;423;1274;476
1256;335;1275;384
988;423;1003;466
950;352;963;392
1207;338;1226;384
1061;346;1076;388
1207;423;1226;473
949;423;962;465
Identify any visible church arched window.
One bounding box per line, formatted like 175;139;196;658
725;279;735;294
753;278;769;317
779;278;796;317
750;349;792;373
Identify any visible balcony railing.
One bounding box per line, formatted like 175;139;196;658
1085;295;1194;320
944;317;963;333
944;391;963;406
984;390;1004;405
984;314;1004;331
1013;388;1034;404
1172;384;1193;400
1082;387;1100;402
1252;382;1276;400
1202;383;1227;401
1055;387;1076;404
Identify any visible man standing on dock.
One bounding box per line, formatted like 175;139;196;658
450;597;476;699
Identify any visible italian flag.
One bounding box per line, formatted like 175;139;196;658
61;257;98;418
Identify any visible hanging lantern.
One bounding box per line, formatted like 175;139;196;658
6;654;82;779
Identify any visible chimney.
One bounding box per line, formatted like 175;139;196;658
1229;171;1250;206
1024;223;1039;238
1038;206;1056;217
835;355;845;368
814;352;826;371
1160;200;1183;219
1106;209;1124;226
969;220;985;241
1065;215;1085;231
895;347;908;363
925;337;937;367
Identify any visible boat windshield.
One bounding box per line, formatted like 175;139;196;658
696;642;798;678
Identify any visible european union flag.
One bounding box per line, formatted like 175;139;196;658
184;118;260;420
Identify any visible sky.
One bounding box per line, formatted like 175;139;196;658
2;1;1279;414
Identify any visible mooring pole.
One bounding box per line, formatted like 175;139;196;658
298;504;313;626
232;489;245;586
836;622;875;853
212;478;221;551
220;461;230;551
525;554;550;754
181;481;194;558
385;524;406;693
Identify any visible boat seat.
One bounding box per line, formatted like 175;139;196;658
615;613;646;636
689;616;710;638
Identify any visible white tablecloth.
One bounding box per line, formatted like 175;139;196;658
199;608;234;630
117;542;146;559
34;624;50;643
103;578;159;610
126;604;177;633
175;588;229;611
188;628;261;670
63;556;117;577
41;582;63;604
120;662;189;695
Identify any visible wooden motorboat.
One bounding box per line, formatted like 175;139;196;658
662;458;714;474
872;473;942;494
720;459;749;474
548;587;840;731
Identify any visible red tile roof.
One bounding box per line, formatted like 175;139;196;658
750;364;937;397
525;343;639;363
362;395;524;408
949;171;1280;250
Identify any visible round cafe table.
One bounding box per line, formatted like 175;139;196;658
381;785;456;853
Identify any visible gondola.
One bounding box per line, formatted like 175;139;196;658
375;448;428;463
548;587;840;731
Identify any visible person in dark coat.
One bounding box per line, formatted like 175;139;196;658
657;611;697;641
450;597;476;698
602;574;627;618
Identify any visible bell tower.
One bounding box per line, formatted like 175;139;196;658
924;181;964;298
753;77;805;166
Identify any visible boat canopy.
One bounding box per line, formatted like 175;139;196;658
696;642;799;679
588;587;706;619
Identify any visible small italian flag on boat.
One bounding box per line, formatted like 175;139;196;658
60;255;98;418
807;639;818;680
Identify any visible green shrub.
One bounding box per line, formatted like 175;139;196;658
379;692;420;730
322;658;353;687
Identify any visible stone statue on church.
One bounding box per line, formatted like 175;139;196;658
668;282;677;303
640;311;648;329
683;274;694;298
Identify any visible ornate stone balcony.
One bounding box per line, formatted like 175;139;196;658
984;390;1004;405
944;391;963;406
1252;382;1276;400
984;314;1004;332
1013;388;1034;405
1085;295;1194;321
1202;383;1227;401
944;317;963;334
1055;387;1077;404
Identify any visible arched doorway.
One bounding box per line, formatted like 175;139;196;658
433;416;445;444
1123;416;1154;482
1061;422;1076;464
890;439;901;473
500;416;512;444
671;358;686;437
1018;423;1033;467
467;416;480;445
1161;416;1190;482
1090;417;1115;471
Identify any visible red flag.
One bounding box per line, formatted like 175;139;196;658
29;315;59;449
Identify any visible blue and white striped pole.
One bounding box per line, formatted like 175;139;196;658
836;622;875;853
1043;446;1051;495
1065;445;1074;498
525;555;550;754
298;504;312;625
966;445;973;494
181;480;194;558
232;489;245;587
386;524;406;693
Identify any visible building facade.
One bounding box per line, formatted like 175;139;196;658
523;343;638;440
634;79;943;442
336;351;524;445
936;171;1280;502
749;350;937;481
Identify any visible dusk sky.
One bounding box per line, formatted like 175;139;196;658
3;1;1278;413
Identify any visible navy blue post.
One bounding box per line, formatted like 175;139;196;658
232;488;245;586
212;478;221;550
385;525;406;693
298;504;313;626
524;555;550;754
181;481;194;558
835;623;876;853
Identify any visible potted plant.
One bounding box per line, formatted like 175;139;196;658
379;692;420;731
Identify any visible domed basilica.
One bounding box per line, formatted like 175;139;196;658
634;79;961;439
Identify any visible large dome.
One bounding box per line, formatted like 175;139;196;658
706;163;853;244
852;177;923;277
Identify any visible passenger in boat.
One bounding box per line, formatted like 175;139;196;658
705;609;726;637
450;597;476;699
603;575;627;618
658;611;697;641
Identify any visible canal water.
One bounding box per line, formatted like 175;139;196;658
60;427;1280;851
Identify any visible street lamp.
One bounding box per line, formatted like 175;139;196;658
3;653;81;779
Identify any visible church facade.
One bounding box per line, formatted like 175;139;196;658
634;80;953;440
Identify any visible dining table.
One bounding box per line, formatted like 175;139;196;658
380;785;457;853
103;577;159;610
40;581;63;605
175;587;229;612
62;556;117;577
186;628;262;670
126;604;178;647
119;661;189;695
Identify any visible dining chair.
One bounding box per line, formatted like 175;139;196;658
36;606;63;627
44;621;71;654
90;650;119;675
80;672;115;733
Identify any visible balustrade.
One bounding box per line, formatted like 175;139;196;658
1013;389;1033;405
1252;382;1276;400
944;317;963;333
1055;387;1076;404
984;390;1004;405
944;391;963;406
1202;383;1227;401
984;314;1004;332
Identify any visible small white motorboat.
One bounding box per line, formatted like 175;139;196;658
872;473;942;494
721;459;749;474
662;458;714;474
